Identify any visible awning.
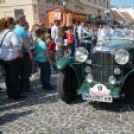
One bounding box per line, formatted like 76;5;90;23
116;20;124;24
87;18;107;25
114;20;124;25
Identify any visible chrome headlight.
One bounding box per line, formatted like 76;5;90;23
114;50;130;65
108;76;117;84
84;66;91;73
86;74;93;83
75;47;89;63
114;68;121;75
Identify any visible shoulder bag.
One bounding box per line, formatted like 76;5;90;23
0;31;11;48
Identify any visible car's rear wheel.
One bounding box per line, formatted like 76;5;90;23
57;68;78;103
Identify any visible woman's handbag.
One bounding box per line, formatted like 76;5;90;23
0;31;11;48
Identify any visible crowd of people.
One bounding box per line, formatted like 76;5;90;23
0;14;132;100
0;15;97;100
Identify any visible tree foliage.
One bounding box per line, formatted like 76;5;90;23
129;21;134;25
110;5;118;8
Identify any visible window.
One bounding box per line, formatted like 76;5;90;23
94;0;96;4
100;0;101;6
0;0;5;4
87;14;92;20
14;9;24;19
34;5;37;13
103;0;105;7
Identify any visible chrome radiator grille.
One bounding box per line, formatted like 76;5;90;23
92;51;114;65
92;52;114;83
93;66;113;83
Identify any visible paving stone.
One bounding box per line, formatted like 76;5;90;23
0;72;134;133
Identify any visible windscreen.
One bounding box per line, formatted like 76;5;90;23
97;28;134;46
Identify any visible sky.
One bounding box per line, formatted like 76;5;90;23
111;0;134;8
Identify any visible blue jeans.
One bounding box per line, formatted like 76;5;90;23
38;61;51;89
49;53;55;63
68;44;75;57
83;43;93;59
74;36;79;48
78;39;82;47
92;39;97;47
49;52;55;71
56;50;62;61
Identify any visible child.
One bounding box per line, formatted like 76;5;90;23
55;31;63;61
45;33;56;71
66;26;75;56
36;28;53;90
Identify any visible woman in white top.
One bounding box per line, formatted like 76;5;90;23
0;17;24;100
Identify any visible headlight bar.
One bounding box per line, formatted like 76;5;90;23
75;47;89;63
114;49;130;65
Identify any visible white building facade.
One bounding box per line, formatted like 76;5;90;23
119;7;134;19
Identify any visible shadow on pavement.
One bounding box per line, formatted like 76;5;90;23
0;72;59;112
65;92;134;113
0;110;33;126
88;96;134;113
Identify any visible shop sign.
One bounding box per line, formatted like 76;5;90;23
75;5;84;11
39;10;45;15
54;9;61;20
46;0;63;6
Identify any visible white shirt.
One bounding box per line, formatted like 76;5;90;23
55;36;63;51
51;25;58;39
78;26;84;39
0;29;21;61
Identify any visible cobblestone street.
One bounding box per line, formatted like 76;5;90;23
0;72;134;134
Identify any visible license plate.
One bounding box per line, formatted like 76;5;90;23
82;93;113;103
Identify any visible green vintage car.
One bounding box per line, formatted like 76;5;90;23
56;31;134;103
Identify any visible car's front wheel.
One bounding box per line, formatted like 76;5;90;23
57;68;78;103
